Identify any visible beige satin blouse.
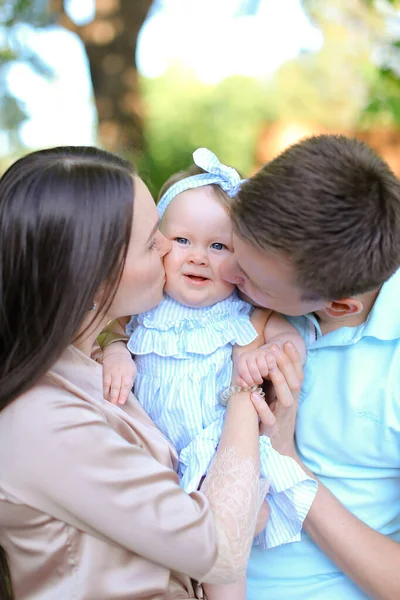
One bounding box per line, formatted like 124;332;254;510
0;346;218;599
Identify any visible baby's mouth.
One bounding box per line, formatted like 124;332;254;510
185;274;210;283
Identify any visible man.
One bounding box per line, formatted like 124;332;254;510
221;135;400;600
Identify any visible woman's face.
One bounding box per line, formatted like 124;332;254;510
108;176;171;318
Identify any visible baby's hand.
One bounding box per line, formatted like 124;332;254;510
102;342;137;405
234;345;279;387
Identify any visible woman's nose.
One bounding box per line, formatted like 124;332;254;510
158;232;172;257
220;255;245;285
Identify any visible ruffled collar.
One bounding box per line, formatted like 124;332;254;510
127;291;257;357
137;291;251;332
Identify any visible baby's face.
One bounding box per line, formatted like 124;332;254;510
160;186;235;308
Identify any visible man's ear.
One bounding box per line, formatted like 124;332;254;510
323;298;363;319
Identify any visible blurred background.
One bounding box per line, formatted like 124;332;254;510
1;0;400;195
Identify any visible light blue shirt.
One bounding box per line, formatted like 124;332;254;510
247;268;400;599
127;292;317;549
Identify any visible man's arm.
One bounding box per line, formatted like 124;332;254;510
298;459;400;600
251;343;400;600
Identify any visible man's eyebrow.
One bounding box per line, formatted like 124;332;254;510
147;219;160;244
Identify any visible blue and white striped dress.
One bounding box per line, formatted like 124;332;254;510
127;292;317;549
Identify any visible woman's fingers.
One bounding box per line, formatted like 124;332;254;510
250;391;276;437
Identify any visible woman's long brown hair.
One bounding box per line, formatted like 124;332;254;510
0;146;137;593
0;146;135;410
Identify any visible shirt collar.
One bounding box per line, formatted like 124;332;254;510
361;267;400;341
305;267;400;347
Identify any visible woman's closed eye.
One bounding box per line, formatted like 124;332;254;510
149;237;159;250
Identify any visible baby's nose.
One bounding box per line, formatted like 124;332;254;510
188;248;208;265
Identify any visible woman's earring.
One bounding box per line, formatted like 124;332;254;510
89;302;97;311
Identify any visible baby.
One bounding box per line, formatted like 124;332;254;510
100;149;317;599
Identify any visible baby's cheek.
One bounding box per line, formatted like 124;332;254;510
223;280;236;293
163;268;182;303
163;249;179;275
216;262;235;288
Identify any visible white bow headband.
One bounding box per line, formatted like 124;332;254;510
157;148;244;219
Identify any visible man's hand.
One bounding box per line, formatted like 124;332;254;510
250;342;303;456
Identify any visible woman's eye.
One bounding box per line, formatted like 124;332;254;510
211;242;226;250
176;237;189;245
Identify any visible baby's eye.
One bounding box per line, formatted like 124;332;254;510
175;237;190;245
211;242;227;250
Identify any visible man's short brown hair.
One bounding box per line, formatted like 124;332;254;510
232;135;400;299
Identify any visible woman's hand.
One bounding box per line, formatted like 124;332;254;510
250;342;303;458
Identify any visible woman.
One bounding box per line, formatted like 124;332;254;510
0;146;302;600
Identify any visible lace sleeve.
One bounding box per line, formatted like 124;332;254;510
200;446;270;585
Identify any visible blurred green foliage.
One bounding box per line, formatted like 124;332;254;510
363;67;400;126
1;0;400;190
138;70;275;193
138;0;400;193
303;0;400;128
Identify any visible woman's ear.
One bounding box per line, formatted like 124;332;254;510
323;298;363;319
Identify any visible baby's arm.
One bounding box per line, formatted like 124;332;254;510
232;307;272;386
234;310;306;387
96;317;137;405
263;311;306;363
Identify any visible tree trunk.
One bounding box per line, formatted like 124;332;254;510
50;0;153;153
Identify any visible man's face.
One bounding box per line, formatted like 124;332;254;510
220;232;326;316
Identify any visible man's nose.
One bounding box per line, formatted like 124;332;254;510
220;255;245;285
